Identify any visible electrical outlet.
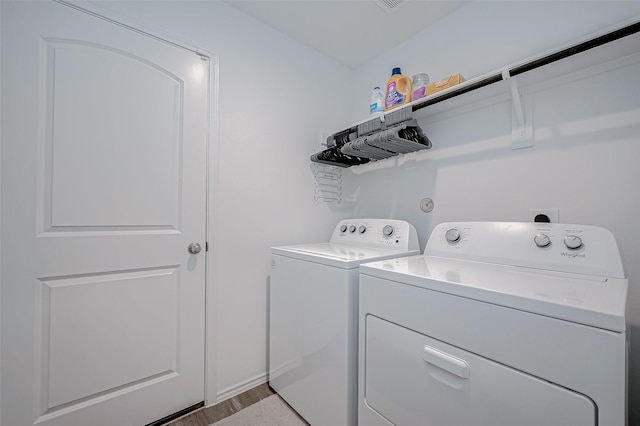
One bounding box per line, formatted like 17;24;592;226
529;208;559;223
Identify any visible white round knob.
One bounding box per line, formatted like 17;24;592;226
382;225;394;237
534;233;551;248
445;228;461;243
349;225;356;233
358;225;366;234
340;225;347;233
564;235;583;250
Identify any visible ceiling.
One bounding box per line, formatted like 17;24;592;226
225;0;470;69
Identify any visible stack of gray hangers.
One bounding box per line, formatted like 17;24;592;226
341;119;431;160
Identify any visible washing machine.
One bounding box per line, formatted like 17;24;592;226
269;218;419;426
358;221;628;426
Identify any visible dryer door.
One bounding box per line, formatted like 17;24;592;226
362;316;596;426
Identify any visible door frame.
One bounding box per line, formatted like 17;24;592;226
2;0;221;409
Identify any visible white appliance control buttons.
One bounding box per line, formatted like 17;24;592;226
445;228;461;244
359;225;367;234
340;225;348;233
564;235;583;250
383;225;395;237
349;225;357;233
534;233;551;248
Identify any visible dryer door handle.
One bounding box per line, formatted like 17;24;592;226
423;345;470;379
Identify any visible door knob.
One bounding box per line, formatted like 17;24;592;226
188;242;202;254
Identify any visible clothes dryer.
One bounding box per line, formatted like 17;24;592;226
359;221;628;426
269;218;419;426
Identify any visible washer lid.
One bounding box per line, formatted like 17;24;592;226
360;255;628;332
272;243;418;269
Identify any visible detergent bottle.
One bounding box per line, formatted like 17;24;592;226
411;73;430;101
385;67;412;111
370;86;385;115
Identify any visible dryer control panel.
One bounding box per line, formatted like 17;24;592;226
330;218;419;251
426;221;625;278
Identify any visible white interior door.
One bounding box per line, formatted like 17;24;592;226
1;2;208;425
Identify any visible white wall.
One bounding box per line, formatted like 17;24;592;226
92;0;356;402
349;2;640;424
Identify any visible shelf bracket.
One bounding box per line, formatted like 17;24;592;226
502;69;533;149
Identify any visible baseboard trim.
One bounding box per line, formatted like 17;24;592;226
215;373;268;404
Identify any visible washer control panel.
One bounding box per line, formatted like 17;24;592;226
330;218;419;251
426;222;624;278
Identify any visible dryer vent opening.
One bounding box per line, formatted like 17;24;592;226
534;214;551;223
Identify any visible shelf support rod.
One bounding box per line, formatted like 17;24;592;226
502;69;525;129
502;69;533;149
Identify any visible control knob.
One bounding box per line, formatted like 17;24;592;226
533;233;551;248
340;225;347;233
349;225;357;233
445;228;461;244
564;235;583;250
358;225;367;234
382;225;395;237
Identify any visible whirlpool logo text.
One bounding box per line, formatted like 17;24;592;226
561;252;586;258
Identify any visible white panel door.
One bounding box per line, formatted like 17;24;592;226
1;2;208;425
